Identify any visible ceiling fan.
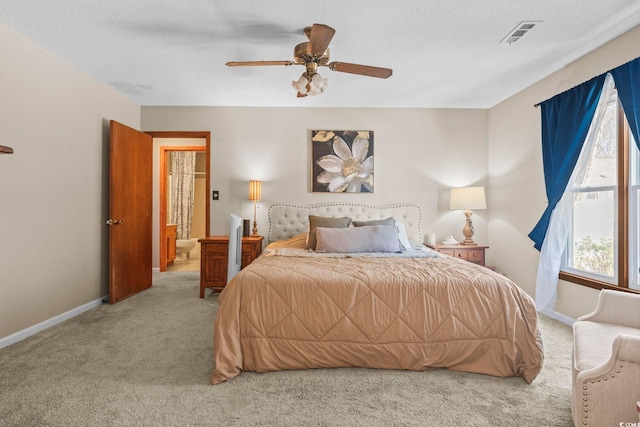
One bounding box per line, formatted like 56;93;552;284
226;23;393;97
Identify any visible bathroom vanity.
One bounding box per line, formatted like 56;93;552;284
198;235;263;297
166;224;177;264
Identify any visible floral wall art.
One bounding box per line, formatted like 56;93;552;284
311;130;374;193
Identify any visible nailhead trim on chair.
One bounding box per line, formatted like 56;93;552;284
581;363;625;425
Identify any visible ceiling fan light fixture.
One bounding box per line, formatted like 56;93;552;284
292;74;310;94
308;73;328;96
232;23;391;97
292;72;328;97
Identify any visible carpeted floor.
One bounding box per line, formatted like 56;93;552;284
0;272;574;426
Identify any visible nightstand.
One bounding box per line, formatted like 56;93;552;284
426;243;488;267
198;235;263;297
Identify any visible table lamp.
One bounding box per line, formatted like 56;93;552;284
449;186;486;245
248;180;262;236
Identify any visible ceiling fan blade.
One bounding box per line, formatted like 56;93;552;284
296;92;308;98
308;24;335;56
226;61;295;67
328;62;393;79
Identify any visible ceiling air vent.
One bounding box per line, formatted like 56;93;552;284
501;21;541;44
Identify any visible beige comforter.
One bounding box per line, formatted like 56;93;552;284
211;249;543;384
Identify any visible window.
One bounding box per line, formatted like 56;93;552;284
560;93;640;291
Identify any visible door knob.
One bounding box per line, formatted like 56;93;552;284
106;219;123;225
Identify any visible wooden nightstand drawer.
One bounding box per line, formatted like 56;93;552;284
452;250;469;261
203;241;227;255
467;249;485;264
438;249;455;257
426;243;488;267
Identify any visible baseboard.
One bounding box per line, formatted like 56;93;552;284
0;295;108;350
541;309;576;326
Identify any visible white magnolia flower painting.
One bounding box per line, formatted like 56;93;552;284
311;130;374;193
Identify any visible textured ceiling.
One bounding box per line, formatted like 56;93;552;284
1;0;640;108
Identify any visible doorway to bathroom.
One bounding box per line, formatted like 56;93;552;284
163;147;207;272
148;132;210;273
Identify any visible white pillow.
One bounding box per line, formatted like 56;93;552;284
396;222;412;251
315;225;402;253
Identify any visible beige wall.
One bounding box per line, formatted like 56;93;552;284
488;25;640;320
0;22;140;339
141;107;490;246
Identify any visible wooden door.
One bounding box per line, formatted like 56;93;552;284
108;121;152;303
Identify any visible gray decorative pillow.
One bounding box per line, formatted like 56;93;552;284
306;215;352;250
315;225;402;253
352;217;396;227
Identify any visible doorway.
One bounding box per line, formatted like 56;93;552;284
161;147;206;272
146;132;211;273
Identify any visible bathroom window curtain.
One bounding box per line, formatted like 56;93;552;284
170;151;196;240
533;74;616;316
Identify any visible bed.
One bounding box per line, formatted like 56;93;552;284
211;203;544;384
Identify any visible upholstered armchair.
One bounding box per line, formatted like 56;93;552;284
572;290;640;427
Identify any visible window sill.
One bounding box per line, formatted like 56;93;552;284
559;271;640;294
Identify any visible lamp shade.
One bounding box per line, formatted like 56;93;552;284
450;186;486;210
249;180;262;201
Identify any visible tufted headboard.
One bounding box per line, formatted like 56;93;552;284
268;203;422;244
